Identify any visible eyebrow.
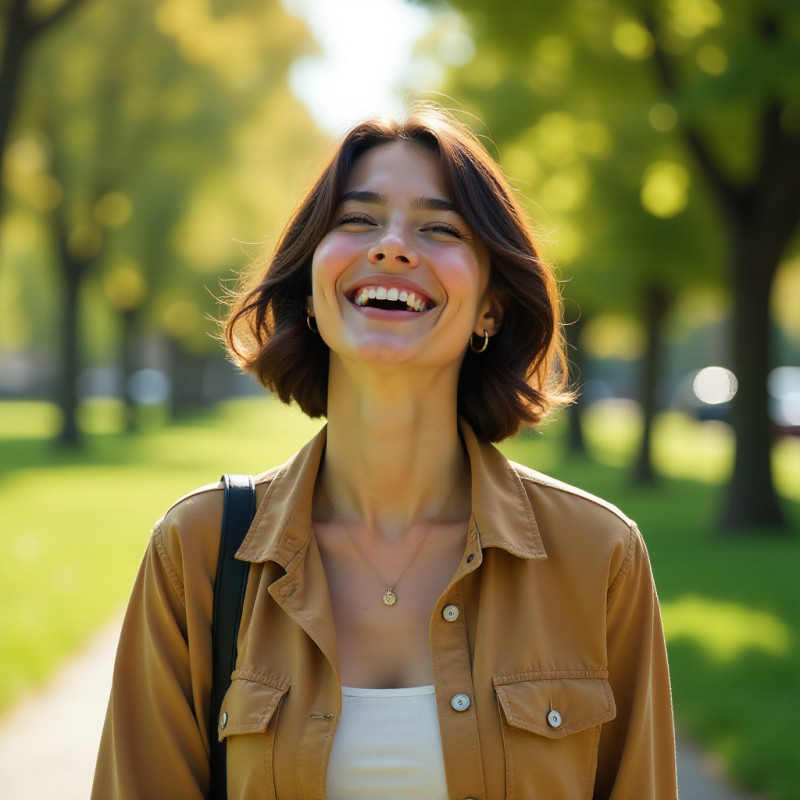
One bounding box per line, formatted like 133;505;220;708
340;190;458;214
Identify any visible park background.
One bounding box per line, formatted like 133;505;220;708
0;0;798;797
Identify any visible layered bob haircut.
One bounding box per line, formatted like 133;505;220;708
224;105;571;442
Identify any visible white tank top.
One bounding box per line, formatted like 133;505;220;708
325;685;449;799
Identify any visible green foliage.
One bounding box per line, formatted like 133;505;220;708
417;0;800;313
4;0;325;358
427;0;799;528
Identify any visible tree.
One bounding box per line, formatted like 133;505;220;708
7;0;323;444
0;0;87;220
642;6;800;528
419;0;800;528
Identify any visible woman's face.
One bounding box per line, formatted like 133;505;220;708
310;141;501;371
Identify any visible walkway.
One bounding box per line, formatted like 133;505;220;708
0;617;761;799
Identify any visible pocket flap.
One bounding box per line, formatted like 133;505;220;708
218;671;289;741
494;676;616;740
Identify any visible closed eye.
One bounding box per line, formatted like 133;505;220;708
424;222;466;239
337;212;375;227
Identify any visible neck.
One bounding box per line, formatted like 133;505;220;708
319;356;469;541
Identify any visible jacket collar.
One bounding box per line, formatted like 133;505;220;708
236;419;547;566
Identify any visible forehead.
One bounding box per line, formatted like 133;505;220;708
344;141;449;198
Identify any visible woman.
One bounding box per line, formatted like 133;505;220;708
93;106;677;799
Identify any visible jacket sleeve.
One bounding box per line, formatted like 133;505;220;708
594;523;678;799
91;519;213;800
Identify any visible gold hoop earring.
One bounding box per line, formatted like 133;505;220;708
469;329;489;353
306;308;319;333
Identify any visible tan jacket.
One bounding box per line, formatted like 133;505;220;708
93;421;677;799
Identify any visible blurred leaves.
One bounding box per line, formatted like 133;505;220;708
1;0;326;433
418;0;800;525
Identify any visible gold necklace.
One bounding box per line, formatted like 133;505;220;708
320;474;459;607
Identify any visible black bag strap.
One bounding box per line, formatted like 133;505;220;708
209;473;256;800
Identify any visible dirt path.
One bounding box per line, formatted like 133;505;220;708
0;618;121;800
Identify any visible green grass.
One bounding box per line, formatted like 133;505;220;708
1;398;797;798
0;398;323;712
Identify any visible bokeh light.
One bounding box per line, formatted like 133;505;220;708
693;366;738;404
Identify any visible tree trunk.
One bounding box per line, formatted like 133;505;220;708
0;0;87;227
55;254;83;447
0;0;30;221
633;284;671;485
719;237;785;529
50;201;92;447
642;14;799;529
120;308;137;431
169;339;207;418
565;314;586;453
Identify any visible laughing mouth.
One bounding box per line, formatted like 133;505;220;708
352;285;429;312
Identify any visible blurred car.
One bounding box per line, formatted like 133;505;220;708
769;366;800;436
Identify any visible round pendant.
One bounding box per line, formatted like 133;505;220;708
383;589;397;606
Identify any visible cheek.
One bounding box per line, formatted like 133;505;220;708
433;250;486;303
312;234;358;284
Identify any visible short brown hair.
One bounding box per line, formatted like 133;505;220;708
224;105;571;442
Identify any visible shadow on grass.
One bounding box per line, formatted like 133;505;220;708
0;435;136;475
0;404;235;478
669;642;800;799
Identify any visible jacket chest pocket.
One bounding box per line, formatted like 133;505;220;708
218;671;290;800
493;675;616;800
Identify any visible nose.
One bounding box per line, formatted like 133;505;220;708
368;225;419;268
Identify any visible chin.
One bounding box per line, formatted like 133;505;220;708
346;338;420;365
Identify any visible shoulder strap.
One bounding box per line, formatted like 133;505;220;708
209;473;256;800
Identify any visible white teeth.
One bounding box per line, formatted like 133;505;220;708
352;285;430;312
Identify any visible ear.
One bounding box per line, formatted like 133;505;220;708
475;288;507;338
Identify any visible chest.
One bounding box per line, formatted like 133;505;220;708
227;541;617;800
314;520;468;688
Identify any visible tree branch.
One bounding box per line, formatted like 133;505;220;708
641;10;742;226
750;15;800;267
26;0;88;39
754;112;800;271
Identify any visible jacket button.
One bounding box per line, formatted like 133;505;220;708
451;693;471;712
547;709;562;728
442;604;459;622
220;712;228;729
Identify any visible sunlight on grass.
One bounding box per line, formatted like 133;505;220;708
582;399;641;466
0;400;61;438
662;595;792;663
583;400;799;500
774;437;800;501
0;397;322;711
653;412;733;484
76;398;127;434
497;414;565;473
